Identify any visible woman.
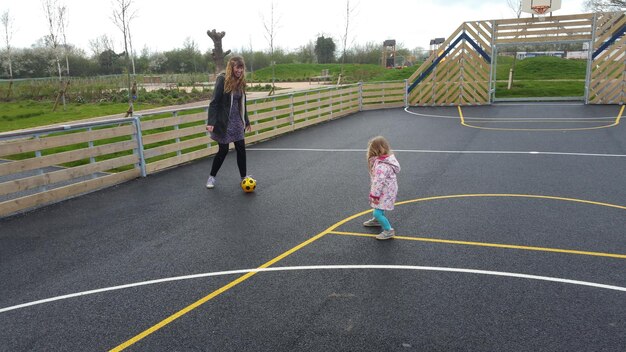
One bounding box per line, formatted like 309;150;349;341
206;56;252;189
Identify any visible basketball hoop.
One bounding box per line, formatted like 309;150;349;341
532;5;550;15
532;5;550;21
522;0;560;19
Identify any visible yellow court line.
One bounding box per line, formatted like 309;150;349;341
466;120;618;124
109;209;373;351
330;231;626;259
394;193;626;211
111;193;624;350
457;105;623;131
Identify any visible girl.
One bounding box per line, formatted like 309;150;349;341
206;56;252;189
363;136;401;240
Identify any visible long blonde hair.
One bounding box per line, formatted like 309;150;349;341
367;136;392;170
224;56;246;94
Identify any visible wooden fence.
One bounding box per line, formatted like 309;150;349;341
0;81;406;217
407;21;492;106
589;12;626;104
407;11;625;105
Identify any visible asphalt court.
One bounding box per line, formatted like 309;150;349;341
1;103;625;351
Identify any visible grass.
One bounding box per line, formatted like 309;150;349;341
493;56;586;98
495;80;585;98
249;63;420;83
495;56;587;81
2;58;588;133
0;101;158;133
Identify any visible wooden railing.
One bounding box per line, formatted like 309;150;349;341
589;12;626;104
0;81;406;217
0;118;143;216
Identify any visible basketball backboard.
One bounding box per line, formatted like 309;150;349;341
521;0;562;15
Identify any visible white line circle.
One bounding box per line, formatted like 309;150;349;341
247;148;626;158
2;265;625;314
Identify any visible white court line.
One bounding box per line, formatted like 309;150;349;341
403;106;618;120
247;148;626;158
2;265;626;314
491;102;585;106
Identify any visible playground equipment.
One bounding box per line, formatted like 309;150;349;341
407;10;626;106
382;39;396;68
429;38;445;57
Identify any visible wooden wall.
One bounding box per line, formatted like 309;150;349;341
589;12;626;104
407;12;626;106
407;22;492;106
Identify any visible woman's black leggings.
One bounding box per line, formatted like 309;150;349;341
210;140;247;178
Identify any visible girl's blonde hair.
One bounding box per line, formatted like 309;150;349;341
367;136;392;170
224;56;246;94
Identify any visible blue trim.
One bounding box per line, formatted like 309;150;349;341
408;32;491;93
592;23;626;59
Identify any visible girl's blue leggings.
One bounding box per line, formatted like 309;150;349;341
373;209;392;231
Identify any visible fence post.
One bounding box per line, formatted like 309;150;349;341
272;97;277;133
205;107;212;148
358;82;363;111
133;115;147;177
87;127;98;179
404;79;408;107
34;134;47;192
290;93;295;131
173;111;181;157
328;87;333;120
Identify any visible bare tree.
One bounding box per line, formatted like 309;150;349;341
42;0;67;111
506;0;523;18
339;0;357;84
89;34;115;58
584;0;626;12
261;1;280;96
1;9;14;98
207;29;230;75
248;36;254;79
58;5;69;76
111;0;137;116
126;21;136;76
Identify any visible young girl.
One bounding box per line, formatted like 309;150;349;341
205;56;252;189
363;136;401;240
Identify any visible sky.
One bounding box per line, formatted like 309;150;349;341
3;0;587;55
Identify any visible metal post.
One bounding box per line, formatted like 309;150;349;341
88;127;97;179
272;97;277;132
34;134;47;192
173;111;181;157
289;93;295;129
329;86;334;120
489;19;496;104
358;82;363;111
585;13;598;105
404;79;408;107
205;107;212;148
133;115;147;177
491;45;498;103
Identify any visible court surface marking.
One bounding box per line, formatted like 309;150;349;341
403;105;624;132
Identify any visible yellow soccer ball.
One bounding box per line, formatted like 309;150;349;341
241;176;257;193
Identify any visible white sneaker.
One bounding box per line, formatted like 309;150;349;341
375;228;395;240
363;217;381;227
206;176;216;189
